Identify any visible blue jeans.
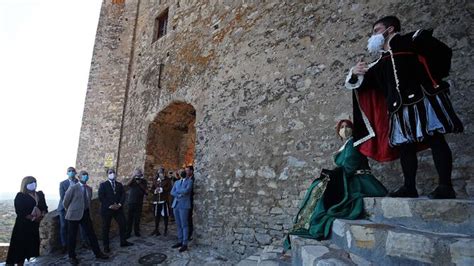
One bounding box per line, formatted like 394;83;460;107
173;208;190;245
59;209;88;247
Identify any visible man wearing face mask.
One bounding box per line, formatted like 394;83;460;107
150;168;172;236
98;168;133;253
345;16;463;199
57;167;88;253
63;171;109;264
125;168;148;238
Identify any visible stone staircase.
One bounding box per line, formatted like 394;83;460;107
239;197;474;266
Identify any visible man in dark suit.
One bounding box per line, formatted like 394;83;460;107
98;168;133;253
63;171;108;264
57;167;87;253
125;168;147;238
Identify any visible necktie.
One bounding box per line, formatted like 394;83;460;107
112;181;116;193
83;187;88;210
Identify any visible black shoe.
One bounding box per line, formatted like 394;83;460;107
388;186;419;198
179;245;188;252
69;257;79;265
163;230;167;236
61;246;67;254
125;233;131;239
81;242;90;249
104;246;110;253
135;232;141;237
171;242;182;248
120;241;134;247
428;185;456;199
156;231;161;236
150;230;158;236
96;252;109;259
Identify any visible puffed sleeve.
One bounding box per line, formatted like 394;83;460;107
37;191;48;213
14;193;30;218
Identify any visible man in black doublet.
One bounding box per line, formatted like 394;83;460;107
345;16;463;199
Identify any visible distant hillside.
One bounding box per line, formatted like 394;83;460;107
0;200;15;243
0;199;59;243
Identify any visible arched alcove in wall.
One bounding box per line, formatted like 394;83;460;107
144;102;196;177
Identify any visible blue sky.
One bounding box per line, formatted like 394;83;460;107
0;0;102;199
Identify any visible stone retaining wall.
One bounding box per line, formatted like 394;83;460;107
0;243;8;262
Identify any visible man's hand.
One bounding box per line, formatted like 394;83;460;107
352;57;368;75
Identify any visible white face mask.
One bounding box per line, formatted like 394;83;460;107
339;127;353;139
108;173;116;180
26;182;37;191
367;28;389;53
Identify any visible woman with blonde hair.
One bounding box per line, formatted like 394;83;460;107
6;176;48;265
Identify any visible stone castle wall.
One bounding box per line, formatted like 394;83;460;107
76;0;140;182
77;0;473;259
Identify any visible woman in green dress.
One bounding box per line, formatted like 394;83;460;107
284;119;387;249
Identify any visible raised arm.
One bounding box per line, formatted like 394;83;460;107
175;179;194;195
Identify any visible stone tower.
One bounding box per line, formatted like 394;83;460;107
76;0;140;180
77;0;473;259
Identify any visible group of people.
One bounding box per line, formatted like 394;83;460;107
6;165;195;265
285;15;463;247
6;13;463;264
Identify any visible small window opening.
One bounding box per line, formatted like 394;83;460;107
153;8;169;43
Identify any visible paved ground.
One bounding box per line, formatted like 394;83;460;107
7;222;236;265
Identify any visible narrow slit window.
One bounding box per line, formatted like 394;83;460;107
153;8;169;43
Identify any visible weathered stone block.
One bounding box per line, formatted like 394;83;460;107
386;231;435;264
301;245;329;266
349;225;375;249
255;233;272;245
450;239;474;265
316;258;351;266
381;198;412;218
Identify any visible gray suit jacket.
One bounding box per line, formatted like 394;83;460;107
63;183;92;221
57;178;78;211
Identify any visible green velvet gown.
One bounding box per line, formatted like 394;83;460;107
284;137;387;249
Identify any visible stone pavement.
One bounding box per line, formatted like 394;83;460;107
9;222;237;266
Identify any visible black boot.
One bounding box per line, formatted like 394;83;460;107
428;185;456;199
388;186;419;198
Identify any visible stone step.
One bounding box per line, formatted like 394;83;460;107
330;218;474;266
237;245;291;266
290;236;372;266
363;197;474;236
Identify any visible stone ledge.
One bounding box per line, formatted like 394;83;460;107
363;197;474;236
330;219;473;266
0;243;9;263
288;235;371;266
